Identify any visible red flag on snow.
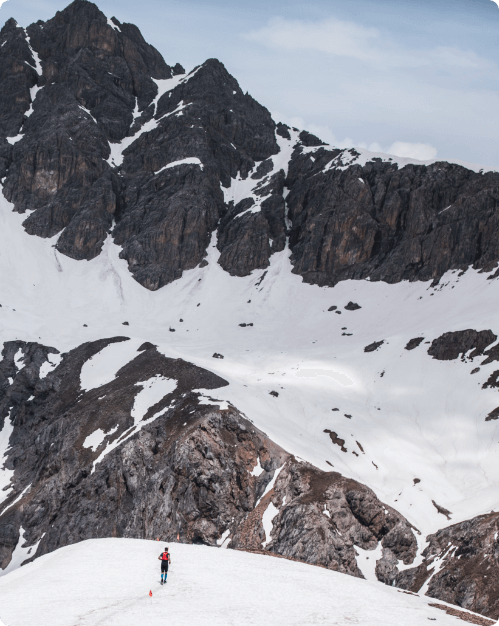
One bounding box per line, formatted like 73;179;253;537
149;590;153;597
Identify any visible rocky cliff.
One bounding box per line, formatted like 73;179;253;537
395;513;499;620
0;0;498;291
0;336;418;584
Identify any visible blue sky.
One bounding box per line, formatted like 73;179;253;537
2;0;499;166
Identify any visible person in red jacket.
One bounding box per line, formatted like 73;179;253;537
158;547;171;584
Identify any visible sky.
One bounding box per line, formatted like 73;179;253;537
1;0;499;167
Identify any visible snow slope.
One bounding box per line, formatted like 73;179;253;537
0;538;471;626
1;177;499;545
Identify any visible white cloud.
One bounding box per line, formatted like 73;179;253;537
246;17;380;64
491;1;499;8
0;0;9;7
244;17;494;72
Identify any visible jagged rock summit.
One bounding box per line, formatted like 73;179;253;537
0;0;499;290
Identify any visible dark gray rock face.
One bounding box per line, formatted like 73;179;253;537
0;18;38;141
427;330;497;361
364;340;384;353
405;337;425;350
1;0;173;262
0;336;419;584
285;152;499;287
396;513;499;620
2;1;499;290
114;58;280;289
0;1;281;288
217;169;286;277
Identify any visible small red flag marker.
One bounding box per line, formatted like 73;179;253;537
149;590;153;597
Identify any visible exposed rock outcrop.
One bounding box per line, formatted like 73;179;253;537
0;336;418;585
364;340;384;353
286;151;499;287
230;462;418;580
1;1;499;291
427;330;497;361
396;513;499;620
1;0;173;262
405;337;425;350
0;1;281;288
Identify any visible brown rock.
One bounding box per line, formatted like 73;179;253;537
396;513;499;620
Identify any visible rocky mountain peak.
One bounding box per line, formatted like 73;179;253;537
0;0;497;291
51;0;108;25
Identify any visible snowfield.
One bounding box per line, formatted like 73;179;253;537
0;538;473;626
1;178;499;556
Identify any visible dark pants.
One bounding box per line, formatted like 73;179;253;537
161;562;169;577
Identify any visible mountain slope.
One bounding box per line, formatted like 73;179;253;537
0;0;498;620
0;538;489;626
1;0;498;290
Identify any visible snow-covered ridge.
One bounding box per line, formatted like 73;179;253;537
0;538;475;625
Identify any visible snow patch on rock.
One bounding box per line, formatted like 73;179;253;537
131;376;177;425
79;340;141;392
355;542;383;582
38;353;62;379
262;501;279;547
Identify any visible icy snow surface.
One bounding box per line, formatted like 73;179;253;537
0;538;472;626
25;85;42;119
154;157;203;174
131;376;177;424
107;18;121;31
38;353;62;379
1;164;499;539
261;501;279;547
1;484;31;517
83;427;117;452
216;529;230;547
255;465;284;507
250;456;264;476
221;129;299;218
0;414;14;506
23;29;42;76
6;135;22;145
355;542;384;582
79;339;142;392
